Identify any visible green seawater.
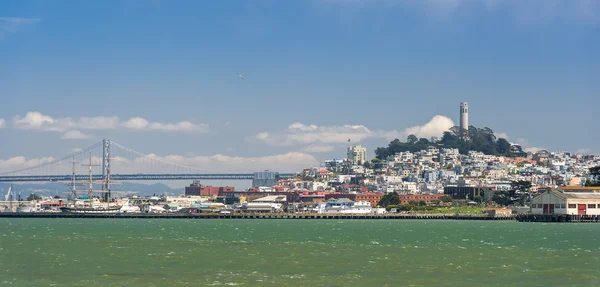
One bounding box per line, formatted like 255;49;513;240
1;219;599;287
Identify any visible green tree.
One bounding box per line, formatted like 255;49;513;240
492;180;533;206
496;138;511;155
407;134;418;145
512;180;532;206
439;195;453;203
588;166;600;186
418;200;427;206
416;138;430;145
26;193;42;201
377;192;400;208
408;200;417;206
376;125;526;158
492;190;514;206
398;204;411;211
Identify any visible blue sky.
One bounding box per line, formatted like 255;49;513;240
1;0;599;176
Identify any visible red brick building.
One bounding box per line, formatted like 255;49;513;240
356;192;384;207
184;180;234;197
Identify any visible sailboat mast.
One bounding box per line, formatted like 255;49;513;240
71;156;77;199
88;153;93;206
8;184;13;211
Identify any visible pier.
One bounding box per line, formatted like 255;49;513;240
516;214;600;223
0;212;516;220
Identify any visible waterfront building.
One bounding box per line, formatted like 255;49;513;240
356;192;384;207
184;180;234;197
252;171;280;188
530;187;600;215
319;198;373;214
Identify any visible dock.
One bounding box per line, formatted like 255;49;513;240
516;214;600;223
0;212;516;220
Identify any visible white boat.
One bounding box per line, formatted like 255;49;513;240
119;201;141;213
17;206;40;213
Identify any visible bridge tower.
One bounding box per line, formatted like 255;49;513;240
101;139;112;201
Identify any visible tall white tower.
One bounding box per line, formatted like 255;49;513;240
460;102;468;137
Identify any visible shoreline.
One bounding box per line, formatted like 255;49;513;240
4;213;599;223
0;212;515;220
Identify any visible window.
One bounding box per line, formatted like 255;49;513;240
568;204;576;208
538;204;543;208
555;204;560;208
561;204;566;209
588;204;596;209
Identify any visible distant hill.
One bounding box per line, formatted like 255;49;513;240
0;182;183;198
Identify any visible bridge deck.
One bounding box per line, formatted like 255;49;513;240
0;173;297;182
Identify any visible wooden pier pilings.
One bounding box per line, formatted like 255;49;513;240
516;214;600;223
0;212;516;221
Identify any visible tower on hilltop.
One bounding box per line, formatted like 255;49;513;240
460;102;468;138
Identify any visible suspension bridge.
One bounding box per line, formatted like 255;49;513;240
0;139;297;183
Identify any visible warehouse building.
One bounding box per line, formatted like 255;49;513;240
530;187;600;215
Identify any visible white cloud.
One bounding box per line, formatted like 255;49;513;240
0;118;5;128
149;121;208;132
13;111;55;129
495;132;510;140
403;115;455;139
0;156;55;173
12;112;209;135
121;117;149;129
0;152;318;175
13;112;119;132
252;115;453;147
0;17;41;40
122;117;209;132
61;130;91;140
252;123;390;146
304;145;336;153
493;132;543;153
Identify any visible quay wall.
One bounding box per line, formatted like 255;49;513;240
0;212;515;220
516;214;600;223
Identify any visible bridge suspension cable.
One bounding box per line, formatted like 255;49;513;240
99;141;224;174
0;141;104;176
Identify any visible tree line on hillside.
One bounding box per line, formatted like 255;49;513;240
375;125;527;160
585;166;600;186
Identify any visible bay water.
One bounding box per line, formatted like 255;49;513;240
1;219;599;286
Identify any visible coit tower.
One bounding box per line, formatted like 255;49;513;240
460;102;468;136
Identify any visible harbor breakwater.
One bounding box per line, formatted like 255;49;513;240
0;212;515;220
